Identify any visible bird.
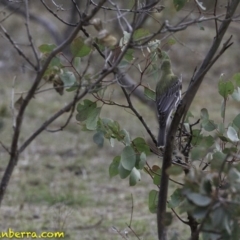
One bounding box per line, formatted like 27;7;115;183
155;59;182;148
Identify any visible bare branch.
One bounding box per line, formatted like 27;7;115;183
0;24;37;70
24;0;39;68
40;0;77;26
122;87;157;146
0;0;108;205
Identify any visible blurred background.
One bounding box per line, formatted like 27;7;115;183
0;0;240;239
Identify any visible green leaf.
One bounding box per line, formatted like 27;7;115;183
166;165;183;176
124;49;134;62
186;192;211;207
76;100;97;121
132;137;151;155
192;207;208;220
153;167;161;186
201;119;217;132
200;108;209;119
86;107;101;130
97;118;113;139
232;73;240;86
138;152;146;169
200;136;215;148
211;151;226;171
173;0;188;11
43;57;61;76
38;43;56;53
73;57;81;73
167;38;176;46
227;126;239;142
60;71;76;89
77;99;97;115
218;135;229;142
109;156;120;177
120;129;131;146
70;36;91;57
148;190;158;213
228;168;240;183
93;131;104;147
191;129;202;146
76;101;101;130
223;147;237;154
133;28;150;40
144;86;156;101
211;207;225;228
118;162;131;179
233;114;240;129
218;80;234;98
129;167;141;186
191;146;207;161
121;146;136;171
218;122;225;134
168;188;184;209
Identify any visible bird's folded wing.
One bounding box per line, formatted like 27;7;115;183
156;80;181;114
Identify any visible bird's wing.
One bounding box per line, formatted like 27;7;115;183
156;77;181;116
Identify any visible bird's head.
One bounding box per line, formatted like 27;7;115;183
160;60;171;73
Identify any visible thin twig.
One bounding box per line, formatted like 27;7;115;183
11;76;17;129
24;0;39;68
121;87;157;146
0;141;10;155
0;24;37;70
41;0;77;26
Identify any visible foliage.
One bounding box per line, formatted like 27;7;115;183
1;0;240;240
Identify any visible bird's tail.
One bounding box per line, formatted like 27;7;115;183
157;126;166;148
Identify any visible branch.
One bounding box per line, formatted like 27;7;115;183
121;87;157;146
157;0;240;239
0;0;107;205
0;24;37;70
0;0;62;44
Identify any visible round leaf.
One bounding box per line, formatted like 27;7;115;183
70;36;91;57
38;43;56;53
233;114;240;129
186;193;211;207
138;152;146;169
166;165;183;176
121;146;136;171
109;156;120;177
218;80;234;98
168;188;184;209
129;167;141;186
227;126;239;142
148;190;158;213
200;108;209;120
118;162;131;179
132;137;151;155
93;131;104;148
60;71;76;89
